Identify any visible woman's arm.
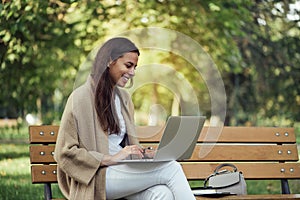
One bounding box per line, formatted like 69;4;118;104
54;97;104;185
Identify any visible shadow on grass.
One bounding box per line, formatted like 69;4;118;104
0;143;29;161
0;152;29;161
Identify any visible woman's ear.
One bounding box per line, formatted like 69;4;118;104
108;60;117;68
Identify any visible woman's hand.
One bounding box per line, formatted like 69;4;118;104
143;147;156;158
116;145;144;160
101;145;144;166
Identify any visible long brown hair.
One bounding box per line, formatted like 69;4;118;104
91;38;139;134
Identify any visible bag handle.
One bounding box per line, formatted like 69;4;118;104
214;163;237;174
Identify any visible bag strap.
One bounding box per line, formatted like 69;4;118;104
214;163;237;173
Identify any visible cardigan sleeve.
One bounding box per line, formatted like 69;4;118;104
54;95;104;186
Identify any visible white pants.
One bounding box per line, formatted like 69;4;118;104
105;161;196;200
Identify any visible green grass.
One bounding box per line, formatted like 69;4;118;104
0;156;43;200
0;124;299;199
0;144;64;200
0;125;28;141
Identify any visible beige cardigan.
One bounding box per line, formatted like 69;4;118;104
54;76;139;200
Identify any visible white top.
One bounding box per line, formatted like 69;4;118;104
108;94;127;155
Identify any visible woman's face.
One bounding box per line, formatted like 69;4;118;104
109;52;139;87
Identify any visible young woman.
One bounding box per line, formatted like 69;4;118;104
54;37;195;200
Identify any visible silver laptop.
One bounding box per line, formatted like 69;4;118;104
118;116;206;163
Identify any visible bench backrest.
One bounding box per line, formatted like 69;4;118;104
29;125;300;184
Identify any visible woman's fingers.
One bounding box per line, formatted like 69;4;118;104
122;145;144;158
129;145;144;157
115;145;146;161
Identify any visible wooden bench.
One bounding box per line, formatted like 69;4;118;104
29;125;300;200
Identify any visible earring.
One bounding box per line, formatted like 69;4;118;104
107;61;112;68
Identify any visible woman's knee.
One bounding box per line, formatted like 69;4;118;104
148;185;174;200
168;160;183;172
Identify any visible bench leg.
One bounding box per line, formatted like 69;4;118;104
281;179;290;194
44;183;52;200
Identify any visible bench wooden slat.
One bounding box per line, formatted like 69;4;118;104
137;126;296;143
31;162;300;183
189;144;299;161
199;127;295;143
140;144;299;161
29;125;59;144
182;163;300;179
31;165;57;183
29;126;296;144
30;146;56;164
29;144;299;164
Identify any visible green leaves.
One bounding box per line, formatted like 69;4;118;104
0;0;298;125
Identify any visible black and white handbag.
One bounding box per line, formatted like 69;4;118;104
203;163;247;195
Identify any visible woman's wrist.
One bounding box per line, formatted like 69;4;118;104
101;154;116;166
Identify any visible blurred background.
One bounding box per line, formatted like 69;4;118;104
0;0;299;199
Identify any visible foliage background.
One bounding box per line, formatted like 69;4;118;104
1;0;299;126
